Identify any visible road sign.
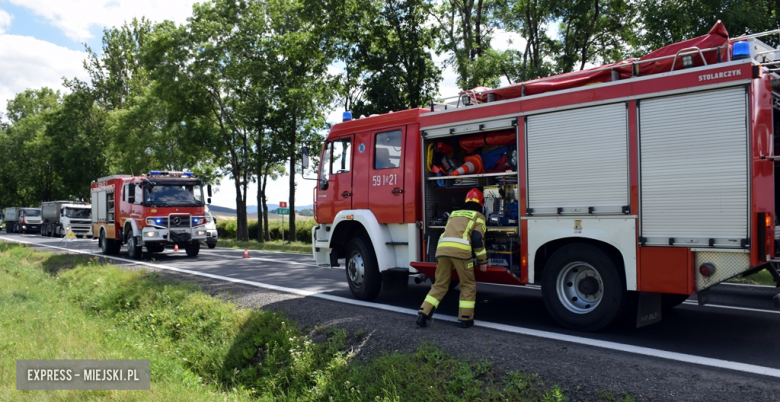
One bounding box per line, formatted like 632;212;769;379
279;202;287;208
277;208;290;215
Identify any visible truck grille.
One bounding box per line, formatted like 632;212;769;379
169;215;191;228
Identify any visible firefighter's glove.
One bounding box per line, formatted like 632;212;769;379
479;264;488;273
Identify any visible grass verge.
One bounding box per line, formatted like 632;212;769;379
727;268;777;286
0;242;569;401
215;238;312;254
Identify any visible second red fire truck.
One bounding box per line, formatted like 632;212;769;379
91;171;212;259
310;22;780;331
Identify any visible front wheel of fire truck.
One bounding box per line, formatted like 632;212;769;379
126;235;142;260
541;244;627;332
345;236;382;301
185;242;200;257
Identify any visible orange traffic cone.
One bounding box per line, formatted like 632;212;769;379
174;244;179;252
243;248;249;258
451;155;484;176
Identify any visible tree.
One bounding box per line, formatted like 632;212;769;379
636;0;778;51
0;88;62;206
497;0;558;83
336;0;441;115
144;0;270;241
433;0;505;89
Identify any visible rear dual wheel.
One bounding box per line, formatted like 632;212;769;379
542;244;630;332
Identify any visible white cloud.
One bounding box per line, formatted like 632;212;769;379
211;174;317;210
0;34;88;113
8;0;198;42
0;8;12;35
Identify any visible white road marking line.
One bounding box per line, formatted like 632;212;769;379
682;301;780;315
721;282;777;289
3;236;780;379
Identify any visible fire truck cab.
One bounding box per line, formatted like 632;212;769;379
312;23;780;331
91;171;212;259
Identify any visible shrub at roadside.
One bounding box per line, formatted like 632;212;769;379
0;242;570;401
217;219;316;243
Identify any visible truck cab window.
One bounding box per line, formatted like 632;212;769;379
331;138;352;174
374;130;402;169
320;142;332;189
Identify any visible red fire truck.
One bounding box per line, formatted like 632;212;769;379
310;22;780;331
90;171;212;259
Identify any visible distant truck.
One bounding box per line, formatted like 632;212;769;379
41;201;92;238
4;207;43;234
202;205;218;249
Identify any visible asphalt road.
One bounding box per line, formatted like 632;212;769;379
3;232;780;375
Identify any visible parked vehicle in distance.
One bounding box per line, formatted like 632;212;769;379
202;205;218;249
4;207;43;234
41;201;92;238
91;170;212;259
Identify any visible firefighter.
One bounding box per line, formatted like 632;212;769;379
416;188;488;329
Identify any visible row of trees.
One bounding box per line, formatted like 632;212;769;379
1;0;777;240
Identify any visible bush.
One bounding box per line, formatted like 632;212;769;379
217;218;316;243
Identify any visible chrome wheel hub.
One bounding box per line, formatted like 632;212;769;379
347;252;365;286
556;262;603;314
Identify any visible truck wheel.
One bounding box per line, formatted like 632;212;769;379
100;231;111;255
541;244;627;332
662;294;689;311
127;236;142;260
185;242;200;257
345;236;382;301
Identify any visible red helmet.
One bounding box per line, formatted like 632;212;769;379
465;188;484;206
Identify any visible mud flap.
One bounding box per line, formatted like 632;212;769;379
636;292;663;328
382;269;409;293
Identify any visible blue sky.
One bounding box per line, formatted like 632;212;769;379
0;0;528;208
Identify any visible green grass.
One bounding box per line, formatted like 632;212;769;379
0;242;570;401
728;268;777;286
216;239;312;254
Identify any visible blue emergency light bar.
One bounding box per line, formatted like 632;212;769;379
147;170;194;177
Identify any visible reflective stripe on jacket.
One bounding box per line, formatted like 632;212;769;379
435;209;488;264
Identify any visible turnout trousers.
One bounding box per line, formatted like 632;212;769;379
418;256;477;321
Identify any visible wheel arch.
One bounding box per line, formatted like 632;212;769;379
533;237;629;291
329;210;397;271
123;219;141;242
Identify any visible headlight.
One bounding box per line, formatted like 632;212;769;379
146;218;165;226
197;230;206;236
145;231;159;237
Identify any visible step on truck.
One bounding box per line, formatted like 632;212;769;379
310;22;780;331
3;207;43;234
40;201;92;238
91;171;213;259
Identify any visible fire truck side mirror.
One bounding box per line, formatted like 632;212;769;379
207;184;212;197
128;185;135;204
319;178;328;191
207;197;212;204
301;146;310;170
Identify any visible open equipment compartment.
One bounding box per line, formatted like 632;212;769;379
421;119;522;274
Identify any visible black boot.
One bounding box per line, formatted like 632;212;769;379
416;313;430;328
459;319;474;329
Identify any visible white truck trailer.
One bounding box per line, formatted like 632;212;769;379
41;201;92;238
4;207;43;234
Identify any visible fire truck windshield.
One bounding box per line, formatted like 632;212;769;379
144;184;204;207
64;208;91;219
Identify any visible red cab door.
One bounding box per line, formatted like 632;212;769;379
369;128;405;223
316;135;354;223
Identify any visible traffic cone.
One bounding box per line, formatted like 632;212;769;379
243;248;249;258
174;244;179;252
451;155;484;176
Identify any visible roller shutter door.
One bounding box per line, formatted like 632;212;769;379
527;103;628;214
639;87;748;245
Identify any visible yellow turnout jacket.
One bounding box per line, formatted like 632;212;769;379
435;209;488;265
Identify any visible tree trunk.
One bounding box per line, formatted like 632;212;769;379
256;138;264;243
288;116;297;243
262;168;270;241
